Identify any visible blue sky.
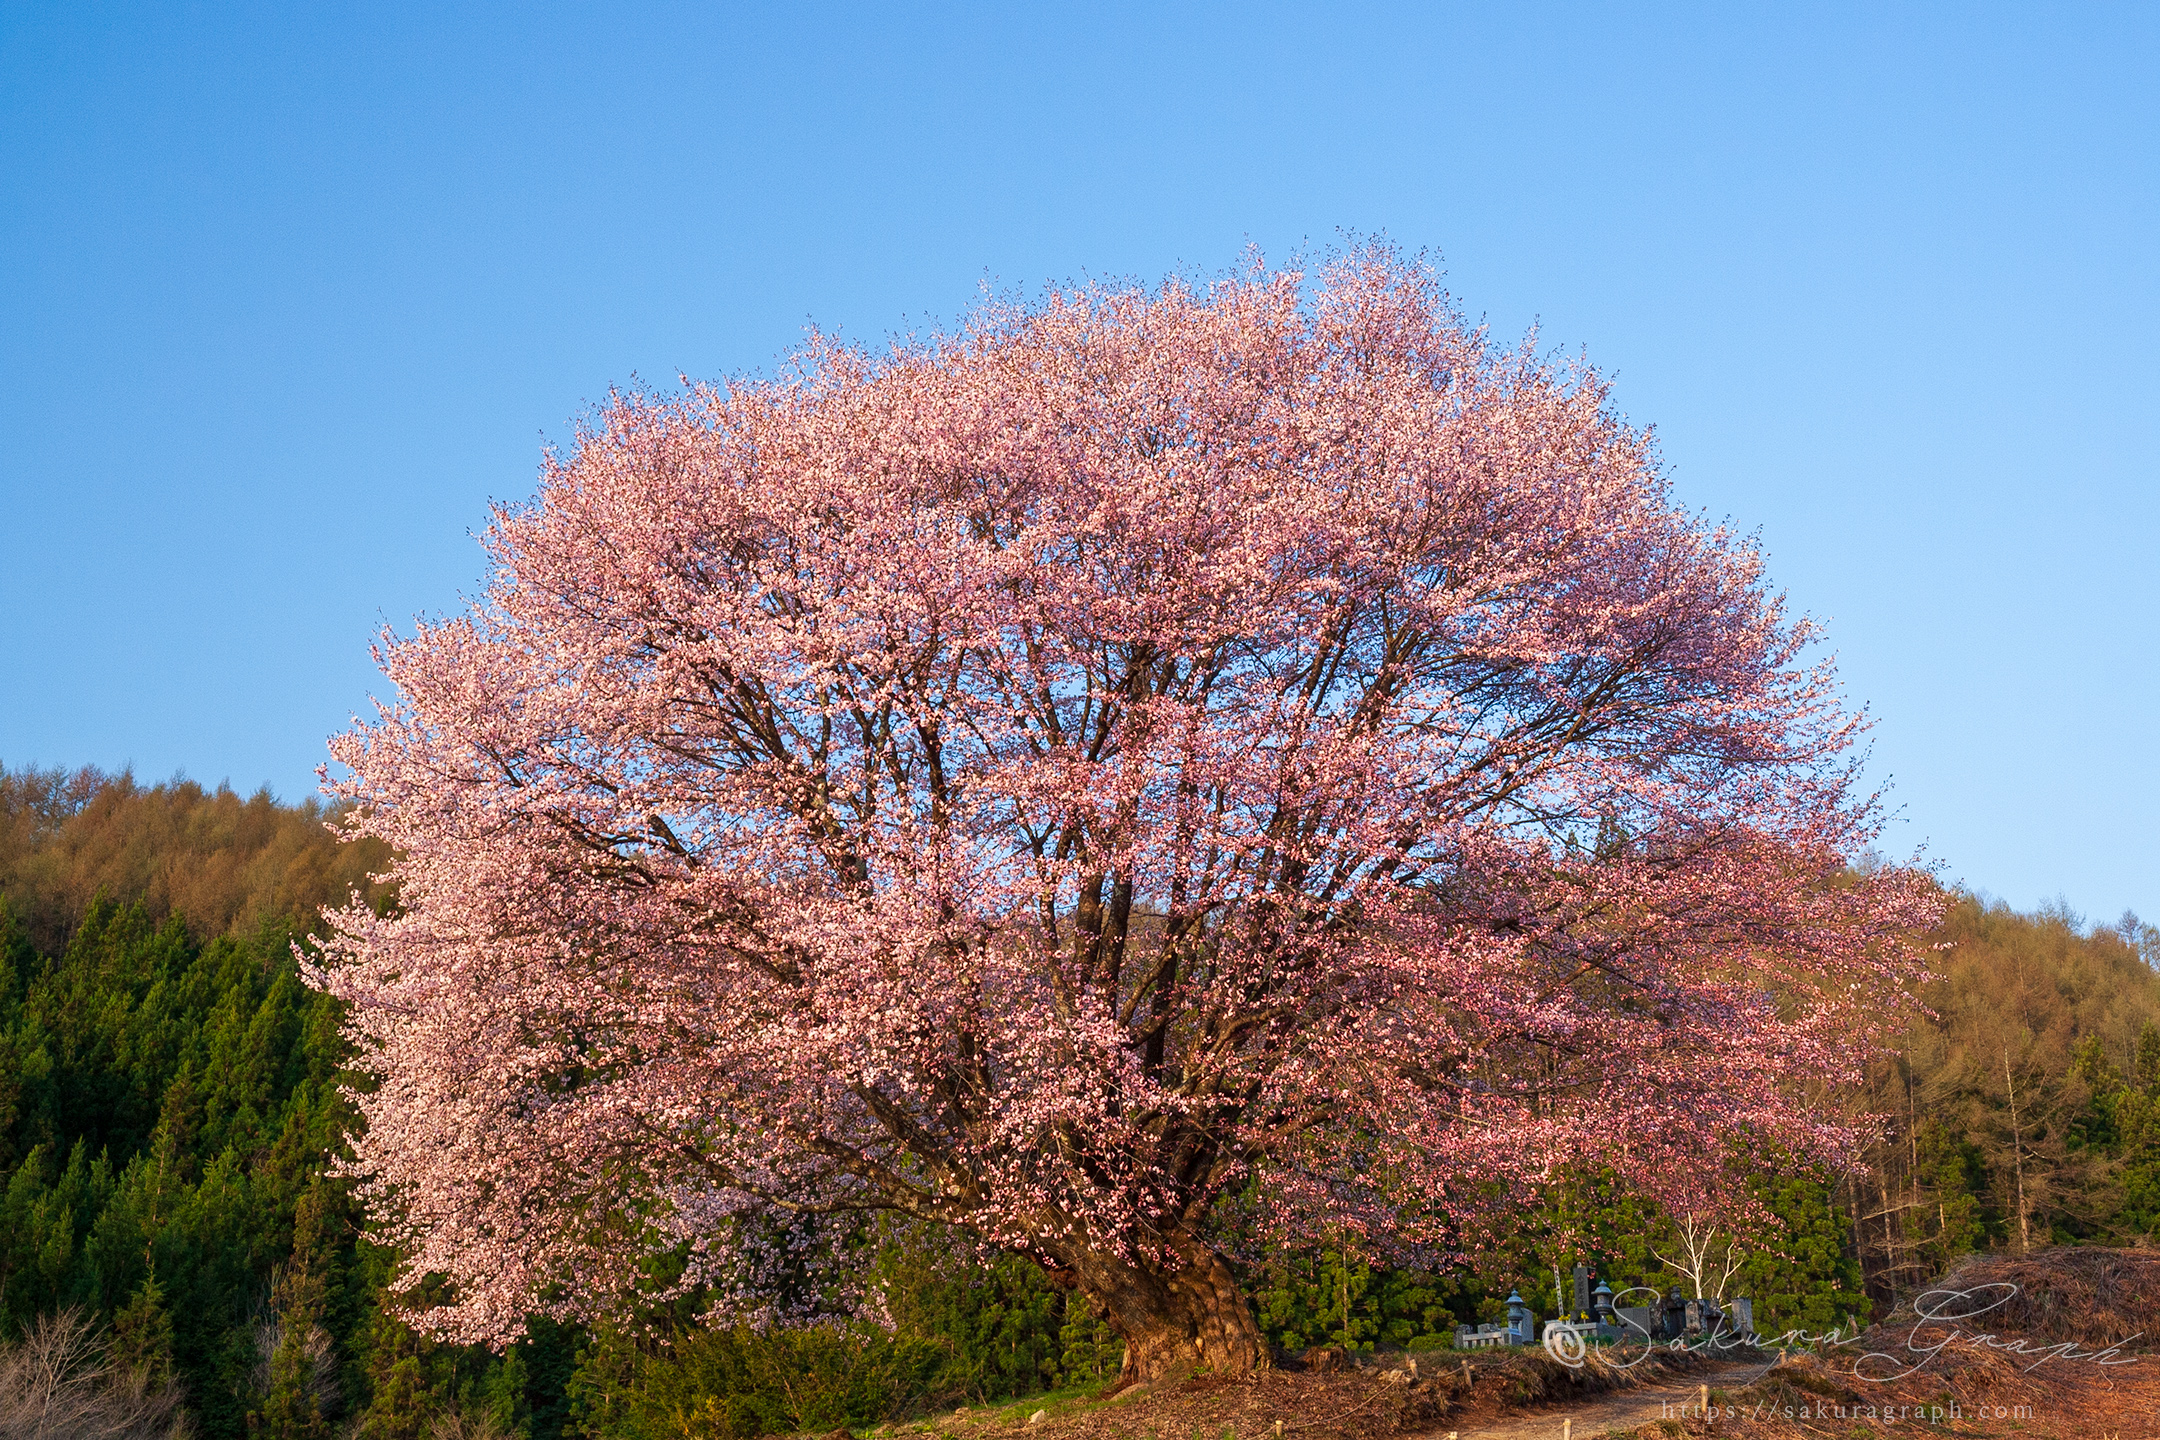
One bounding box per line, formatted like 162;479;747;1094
2;4;2154;924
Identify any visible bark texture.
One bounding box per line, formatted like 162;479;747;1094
1063;1234;1269;1384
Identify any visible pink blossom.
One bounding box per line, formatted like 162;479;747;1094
313;244;1938;1377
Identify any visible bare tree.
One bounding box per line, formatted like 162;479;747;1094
247;1310;343;1424
2004;1045;2031;1253
0;1309;193;1440
1653;1213;1747;1301
427;1410;516;1440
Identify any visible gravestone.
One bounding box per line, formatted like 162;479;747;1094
1572;1263;1590;1317
1454;1322;1515;1350
1730;1297;1755;1338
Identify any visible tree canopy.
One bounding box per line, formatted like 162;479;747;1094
317;245;1939;1380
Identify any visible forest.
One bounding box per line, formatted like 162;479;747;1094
2;763;2157;1439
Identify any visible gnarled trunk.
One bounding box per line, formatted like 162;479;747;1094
1061;1232;1269;1385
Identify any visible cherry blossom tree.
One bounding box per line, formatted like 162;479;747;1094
314;246;1939;1381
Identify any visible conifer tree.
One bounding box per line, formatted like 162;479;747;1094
356;1306;450;1440
250;1186;336;1439
112;1273;177;1384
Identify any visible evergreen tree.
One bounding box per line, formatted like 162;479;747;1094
113;1272;178;1382
250;1186;337;1438
1911;1117;1987;1272
475;1347;532;1439
1056;1296;1121;1388
1735;1179;1870;1336
356;1306;451;1440
252;1315;330;1440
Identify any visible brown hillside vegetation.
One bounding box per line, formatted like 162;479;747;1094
1700;1246;2160;1438
0;762;389;951
1848;895;2160;1299
1917;896;2160;1104
1885;1242;2160;1346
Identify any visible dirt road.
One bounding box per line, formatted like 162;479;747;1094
1430;1359;1779;1439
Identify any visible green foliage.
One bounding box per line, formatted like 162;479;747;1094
562;1224;1120;1440
354;1302;451;1440
2089;1028;2160;1239
1054;1295;1120;1389
113;1273;178;1382
1250;1243;1368;1353
1735;1179;1870;1337
1910;1117;1988;1273
871;1224;1070;1399
482;1348;535;1438
1442;1162;1871;1343
1248;1243;1476;1356
569;1321;942;1440
250;1184;338;1439
252;1320;330;1440
0;885;547;1440
1496;1167;1667;1323
2114;1088;2160;1236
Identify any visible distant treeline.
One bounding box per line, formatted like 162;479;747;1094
1847;895;2160;1295
0;763;2156;1438
0;763;389;955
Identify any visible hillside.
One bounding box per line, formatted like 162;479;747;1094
1846;896;2160;1300
0;763;389;954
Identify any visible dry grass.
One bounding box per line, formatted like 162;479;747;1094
870;1345;1719;1440
1871;1242;2160;1348
1625;1246;2160;1437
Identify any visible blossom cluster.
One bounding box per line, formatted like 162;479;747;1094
314;245;1938;1343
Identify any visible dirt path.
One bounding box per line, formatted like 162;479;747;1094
1431;1359;1779;1440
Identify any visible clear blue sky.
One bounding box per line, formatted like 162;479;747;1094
3;4;2153;925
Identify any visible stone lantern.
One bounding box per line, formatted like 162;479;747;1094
1505;1289;1533;1345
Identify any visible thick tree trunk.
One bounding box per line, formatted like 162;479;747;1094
1061;1231;1270;1386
